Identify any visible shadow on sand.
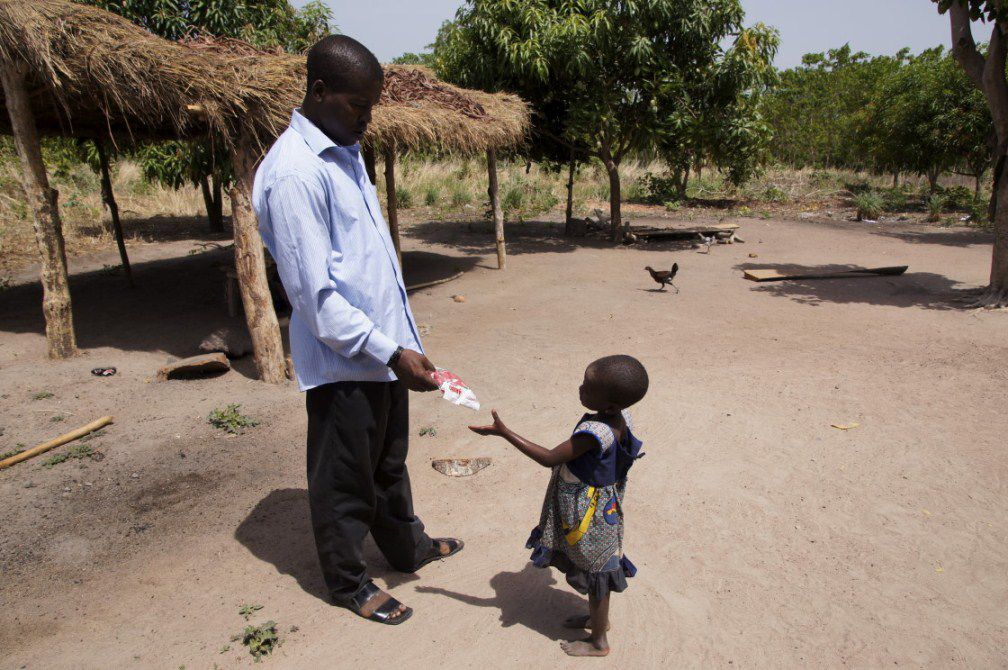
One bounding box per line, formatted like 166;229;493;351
735;262;977;310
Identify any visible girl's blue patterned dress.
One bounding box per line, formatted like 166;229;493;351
526;410;643;599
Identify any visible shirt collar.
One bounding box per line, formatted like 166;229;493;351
290;108;361;156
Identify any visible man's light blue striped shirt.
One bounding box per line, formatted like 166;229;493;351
253;110;422;391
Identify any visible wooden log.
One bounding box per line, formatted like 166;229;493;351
0;62;77;359
383;147;402;265
229;127;287;384
743;266;908;282
362;143;377;185
0;416;113;470
156;352;230;381
487;148;506;269
95;138;134;287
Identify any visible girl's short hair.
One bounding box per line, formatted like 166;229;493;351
590;355;649;408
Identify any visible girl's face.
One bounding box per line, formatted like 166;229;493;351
579;365;618;413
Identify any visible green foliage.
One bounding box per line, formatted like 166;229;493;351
501;185;523;213
638;172;682;205
939;185;975;211
32;391;54;400
880;187;910;212
854;191;883;221
239;604;264;621
926;193;947;221
1;444;25;461
40;444;96;468
424;186;440;207
449;186;472;208
241;621;278;661
395;185;414;209
207;404;259;434
761;186;789;203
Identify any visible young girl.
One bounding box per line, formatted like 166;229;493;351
469;355;649;657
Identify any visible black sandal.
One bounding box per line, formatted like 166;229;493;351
416;538;465;571
347;581;413;625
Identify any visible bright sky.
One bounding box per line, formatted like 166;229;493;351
301;0;965;68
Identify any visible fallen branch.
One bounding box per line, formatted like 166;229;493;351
0;416;113;470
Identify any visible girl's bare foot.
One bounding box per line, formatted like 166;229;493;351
563;614;611;631
560;638;610;657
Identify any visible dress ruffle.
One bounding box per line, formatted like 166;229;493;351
526;527;636;600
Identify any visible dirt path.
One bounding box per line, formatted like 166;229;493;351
1;216;1006;668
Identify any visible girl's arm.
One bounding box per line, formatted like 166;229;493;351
469;410;596;468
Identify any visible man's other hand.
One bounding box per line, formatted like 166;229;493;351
391;349;439;392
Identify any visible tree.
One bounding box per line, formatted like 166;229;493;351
139;141;232;232
934;0;1008;306
433;1;760;241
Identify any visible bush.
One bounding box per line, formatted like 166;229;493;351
880;187;909;212
926;193;946;222
502;185;524;212
853;191;883;221
395;185;413;209
968;198;989;226
845;180;872;195
939;185;973;211
450;186;472;208
638;172;680;205
761;186;789;203
424;186;440;207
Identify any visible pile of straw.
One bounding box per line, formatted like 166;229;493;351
0;0;529;155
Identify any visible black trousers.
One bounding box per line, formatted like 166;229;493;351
305;380;433;604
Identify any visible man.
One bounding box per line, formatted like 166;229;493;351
252;35;462;625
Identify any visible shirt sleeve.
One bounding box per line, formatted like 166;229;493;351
264;174;399;364
572;420;616;453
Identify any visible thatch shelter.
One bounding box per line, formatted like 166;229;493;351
0;0;529;383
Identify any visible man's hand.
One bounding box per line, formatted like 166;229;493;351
468;410;509;438
390;349;439;392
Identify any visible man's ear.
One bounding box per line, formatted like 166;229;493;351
308;79;327;103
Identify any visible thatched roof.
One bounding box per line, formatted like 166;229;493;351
0;0;529;154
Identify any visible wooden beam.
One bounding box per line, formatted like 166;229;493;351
95;138;134;287
383;147;402;265
0;62;78;359
487;148;506;270
362;143;377;185
229;127;286;384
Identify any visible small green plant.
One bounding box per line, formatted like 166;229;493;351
424;185;440;207
239;604;264;621
40;443;97;468
502;185;524;213
395;185;414;208
967;198;989;226
759;210;773;220
41;452;69;468
208;404;259;434
926;193;946;222
663;200;681;212
940;185;973;211
241;621;278;662
761;186;789;203
1;444;25;460
419;426;437;437
51;415;65;423
101;264;122;275
853;191;883;221
32;391;54;400
880;187;909;212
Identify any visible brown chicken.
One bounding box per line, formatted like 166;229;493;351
645;263;679;293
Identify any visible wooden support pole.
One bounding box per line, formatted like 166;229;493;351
229;127;286;384
95;138;134;287
383;147;402;266
362;143;377;185
487;148;506;270
0;62;78;359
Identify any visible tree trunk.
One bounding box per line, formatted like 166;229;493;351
201;174;224;232
678;163;691;201
892;172;899;188
564;158;576;236
1;62;78;359
383;147;402;266
95;139;133;287
984;151;1008;305
487;149;506;269
229;128;286;383
362;143;377;185
599;142;621;241
927;168;940;193
975;173;983;199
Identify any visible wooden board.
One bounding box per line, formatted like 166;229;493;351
744;266;908;282
632;223;739;240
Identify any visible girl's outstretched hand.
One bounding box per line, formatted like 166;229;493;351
468;410;508;437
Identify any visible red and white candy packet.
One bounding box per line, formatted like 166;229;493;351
431;368;480;411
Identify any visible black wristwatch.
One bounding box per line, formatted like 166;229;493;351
387;346;404;368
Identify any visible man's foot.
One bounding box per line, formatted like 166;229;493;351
415;538;464;570
347;581;412;625
563;615;611;631
560;638;610;657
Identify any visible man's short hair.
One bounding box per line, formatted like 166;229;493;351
306;35;383;94
591;355;649;409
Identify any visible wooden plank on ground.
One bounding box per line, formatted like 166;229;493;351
157;353;230;381
633;223;739;240
743;266;908;282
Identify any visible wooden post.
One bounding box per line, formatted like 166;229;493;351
0;62;78;359
95;138;134;287
383;147;402;265
362;143;377;185
229;127;286;384
487;148;506;269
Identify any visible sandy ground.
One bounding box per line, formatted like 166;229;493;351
1;215;1006;668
